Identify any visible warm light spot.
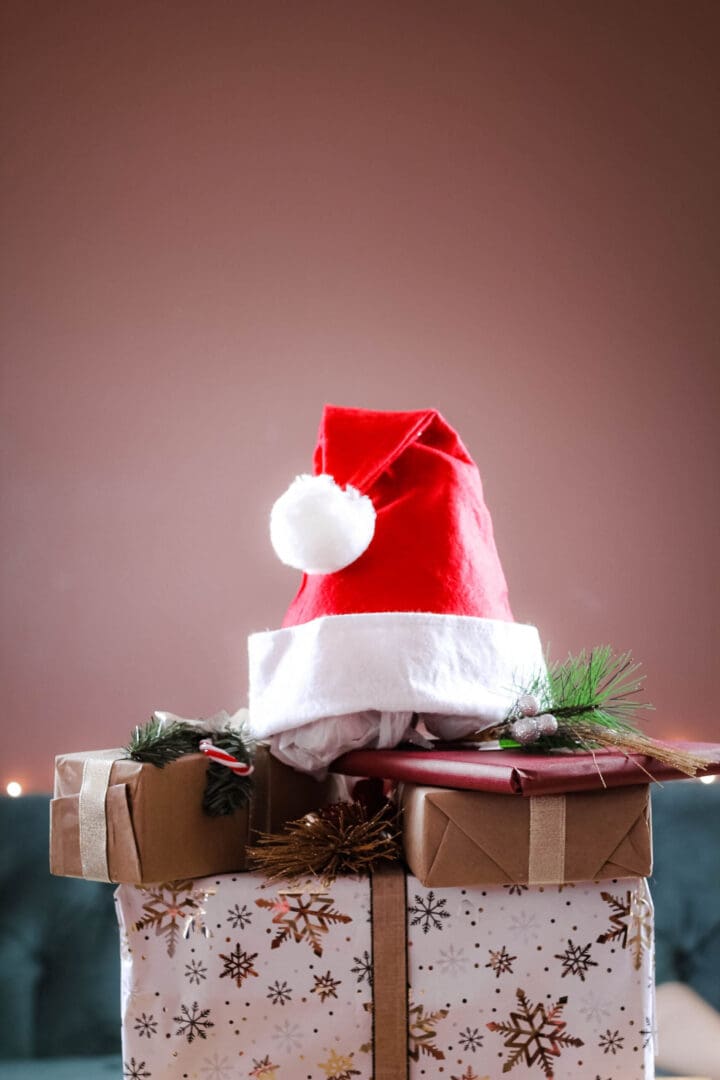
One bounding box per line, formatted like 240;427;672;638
6;781;23;797
700;774;717;785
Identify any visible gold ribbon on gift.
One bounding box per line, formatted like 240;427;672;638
370;863;409;1080
78;750;120;882
528;794;567;884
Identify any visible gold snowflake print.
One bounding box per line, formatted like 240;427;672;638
219;943;259;987
132;881;213;957
596;885;653;970
311;970;341;1002
361;1000;448;1061
408;1002;449;1061
598;1028;624;1055
486;945;516;978
554;939;598;981
487;988;583;1077
250;1055;280;1080
317;1049;360;1079
255;890;351;957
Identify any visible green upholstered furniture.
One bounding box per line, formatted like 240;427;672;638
0;1059;121;1079
650;778;720;1005
651;778;720;1079
0;795;120;1078
0;780;717;1078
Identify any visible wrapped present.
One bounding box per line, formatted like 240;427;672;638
50;745;334;885
401;782;652;887
115;867;655;1079
332;742;720;794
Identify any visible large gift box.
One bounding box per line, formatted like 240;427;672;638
51;745;333;884
401;782;653;887
116;868;655;1079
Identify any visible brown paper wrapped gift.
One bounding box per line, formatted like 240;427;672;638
401;781;652;887
50;745;334;885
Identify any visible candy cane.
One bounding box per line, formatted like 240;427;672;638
198;738;254;776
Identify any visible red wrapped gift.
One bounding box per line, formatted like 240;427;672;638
331;742;720;795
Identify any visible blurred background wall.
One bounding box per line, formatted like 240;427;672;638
1;1;718;793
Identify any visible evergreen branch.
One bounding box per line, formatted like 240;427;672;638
125;717;204;766
125;715;255;814
536;646;650;729
201;728;255;817
454;647;714;777
497;646;714;776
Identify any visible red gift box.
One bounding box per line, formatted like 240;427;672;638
331;741;720;795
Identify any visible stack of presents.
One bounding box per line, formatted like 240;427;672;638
50;407;720;1080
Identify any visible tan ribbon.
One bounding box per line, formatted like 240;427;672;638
528;795;567;884
78;751;118;881
371;864;408;1080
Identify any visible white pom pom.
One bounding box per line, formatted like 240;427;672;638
270;473;376;575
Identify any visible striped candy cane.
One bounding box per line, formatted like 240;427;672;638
198;738;254;776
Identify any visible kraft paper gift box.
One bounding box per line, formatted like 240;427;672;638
401;782;653;888
115;867;655;1080
50;745;334;885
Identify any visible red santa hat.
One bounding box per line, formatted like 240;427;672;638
248;405;544;764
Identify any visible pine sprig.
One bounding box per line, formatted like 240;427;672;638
125;716;255;815
520;646;649;731
495;646;712;776
202;729;255;817
126;717;204;766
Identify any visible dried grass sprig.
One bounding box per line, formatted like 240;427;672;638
565;720;712;777
248;801;401;883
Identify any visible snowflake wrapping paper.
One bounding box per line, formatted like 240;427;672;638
115;872;655;1080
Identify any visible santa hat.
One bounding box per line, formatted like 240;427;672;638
248;405;544;769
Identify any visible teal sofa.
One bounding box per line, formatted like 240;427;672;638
0;782;718;1078
651;777;720;1012
0;796;120;1078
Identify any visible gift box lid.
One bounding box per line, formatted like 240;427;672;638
332;741;720;794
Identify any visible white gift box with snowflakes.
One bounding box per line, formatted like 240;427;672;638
114;872;655;1080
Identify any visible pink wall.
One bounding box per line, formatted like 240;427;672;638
2;2;718;792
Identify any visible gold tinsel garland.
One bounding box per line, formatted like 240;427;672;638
248;801;401;883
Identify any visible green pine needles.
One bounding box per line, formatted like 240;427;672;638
522;646;650;733
126;716;204;766
201;728;255;817
499;646;710;776
125;716;255;815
